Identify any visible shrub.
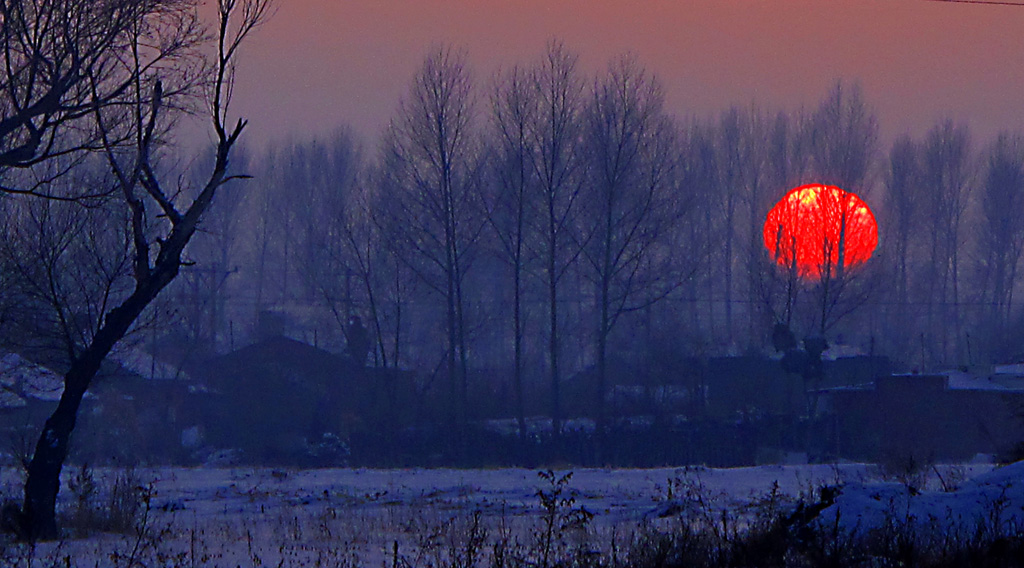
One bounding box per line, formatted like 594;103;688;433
63;464;149;537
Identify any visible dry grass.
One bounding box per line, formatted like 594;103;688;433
0;465;1018;567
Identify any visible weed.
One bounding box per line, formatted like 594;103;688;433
64;464;148;537
4;465;1023;567
534;470;593;568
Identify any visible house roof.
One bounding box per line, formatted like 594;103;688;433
0;353;64;408
197;335;360;389
817;368;1024;395
945;369;1024;391
113;348;193;382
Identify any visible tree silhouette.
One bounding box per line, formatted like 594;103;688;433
0;0;271;540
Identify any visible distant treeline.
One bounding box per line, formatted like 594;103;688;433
3;42;1020;437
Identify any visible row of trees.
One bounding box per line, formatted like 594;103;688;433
167;44;1024;436
123;44;933;441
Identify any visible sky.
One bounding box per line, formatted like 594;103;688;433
224;0;1024;152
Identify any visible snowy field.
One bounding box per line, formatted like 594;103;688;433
0;462;1014;566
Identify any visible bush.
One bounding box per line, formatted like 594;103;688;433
63;464;149;537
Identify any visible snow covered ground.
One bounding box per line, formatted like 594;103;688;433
0;462;1010;566
814;460;1024;541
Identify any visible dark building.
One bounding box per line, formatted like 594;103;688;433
821;370;1024;462
703;355;892;419
193;335;416;464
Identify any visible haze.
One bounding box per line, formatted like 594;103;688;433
229;0;1024;147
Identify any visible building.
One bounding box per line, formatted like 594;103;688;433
193;335;416;464
821;369;1024;462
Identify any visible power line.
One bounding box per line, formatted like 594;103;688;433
924;0;1024;6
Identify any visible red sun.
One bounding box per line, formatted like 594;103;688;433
763;184;878;280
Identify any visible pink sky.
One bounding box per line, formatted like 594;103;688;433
226;0;1024;150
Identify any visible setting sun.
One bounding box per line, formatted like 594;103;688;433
763;184;878;280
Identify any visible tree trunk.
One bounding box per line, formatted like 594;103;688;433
548;237;562;442
455;264;469;428
513;261;527;450
21;373;88;541
21;267;176;540
595;289;609;465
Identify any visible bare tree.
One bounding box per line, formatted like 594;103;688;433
0;179;132;364
305;146;418;369
580;54;681;439
921;120;973;366
884;136;922;311
757;110;815;331
803;82;880;336
680;120;720;336
156;144;251;366
343;167;418;368
730;107;775;348
0;0;196;180
746;107;821;347
380;46;483;439
487;63;537;442
245;139;325;318
252;130;368;351
879;135;924;360
977;133;1024;350
713;105;791;349
247;146;282;314
0;0;272;540
527;41;587;439
808;81;878;191
809;185;879;334
715;107;744;344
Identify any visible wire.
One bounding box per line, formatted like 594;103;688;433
924;0;1024;5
